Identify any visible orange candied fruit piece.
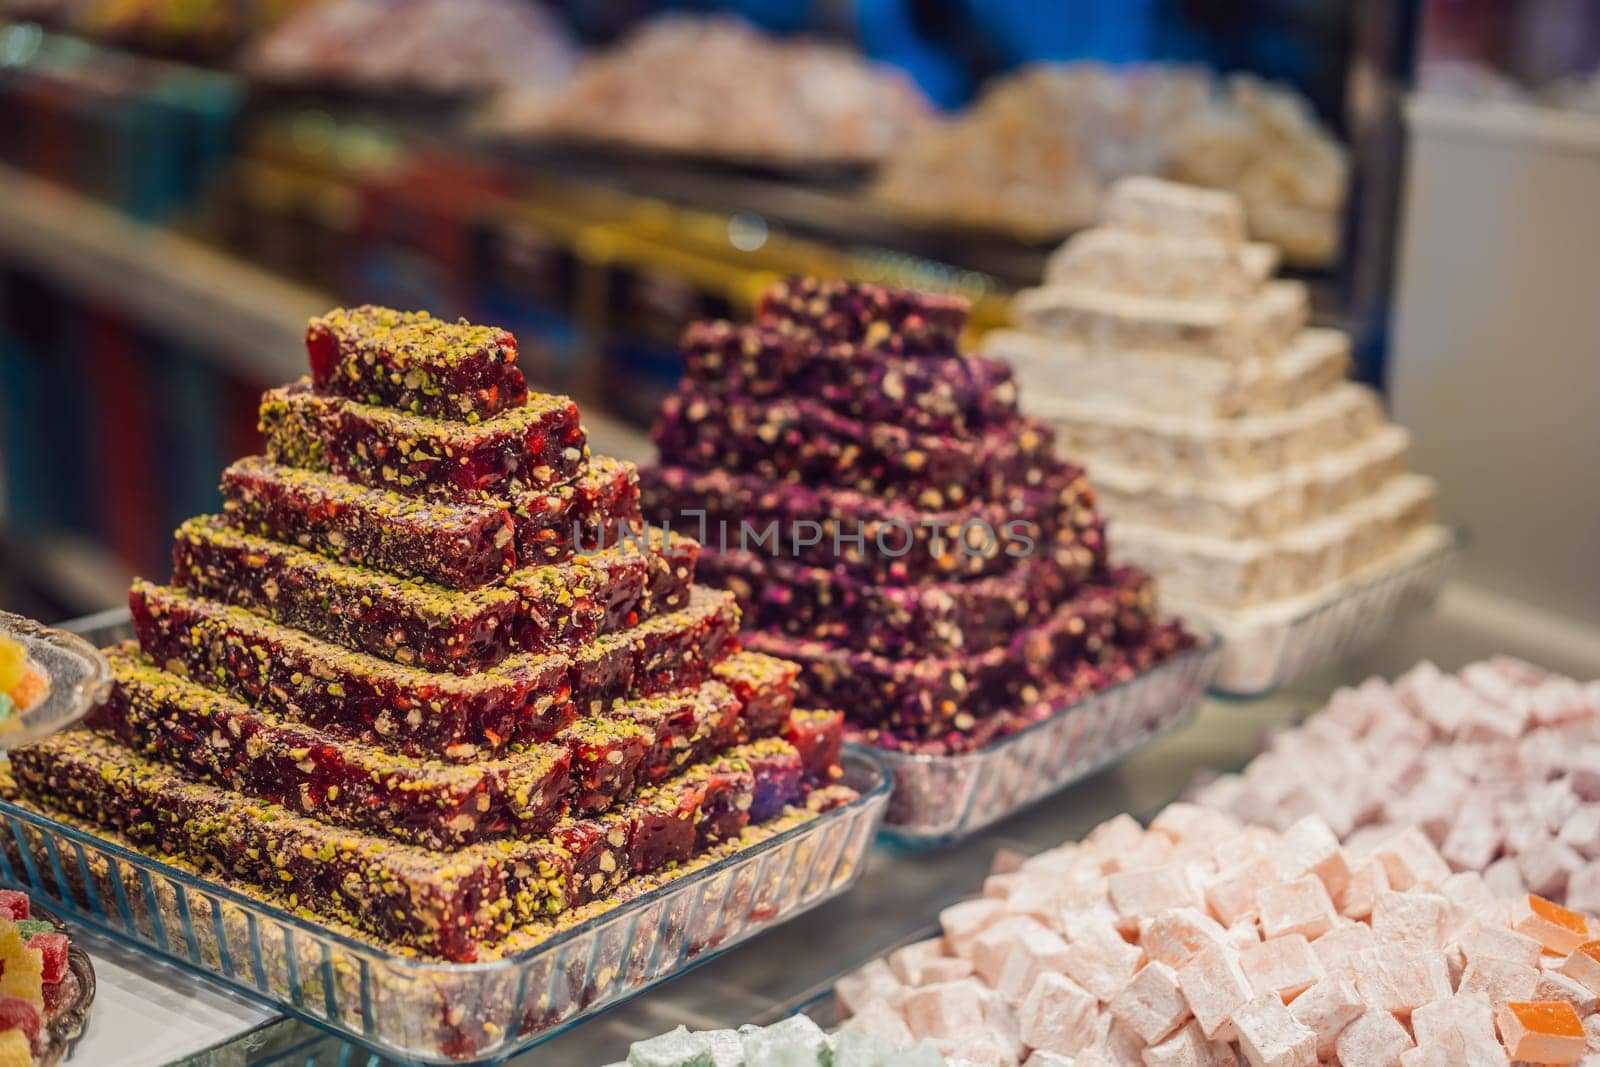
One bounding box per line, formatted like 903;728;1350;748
1507;1000;1584;1037
1501;1000;1586;1065
1529;895;1591;939
8;669;46;712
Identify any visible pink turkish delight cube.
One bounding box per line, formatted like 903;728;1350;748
1017;972;1098;1058
1108;961;1190;1045
1239;934;1325;1002
1229;992;1317;1067
1257;875;1338;941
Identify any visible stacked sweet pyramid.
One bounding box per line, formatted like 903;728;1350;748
641;278;1197;756
6;306;853;964
986;177;1452;646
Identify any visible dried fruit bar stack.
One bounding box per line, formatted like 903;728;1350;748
643;277;1198;755
7;305;851;969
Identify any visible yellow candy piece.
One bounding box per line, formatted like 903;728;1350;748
0;640;22;694
0;1028;30;1067
0;966;42;1008
8;946;41;978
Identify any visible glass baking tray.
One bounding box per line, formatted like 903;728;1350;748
1195;525;1462;699
23;609;892;1065
0;610;111;752
856;634;1220;848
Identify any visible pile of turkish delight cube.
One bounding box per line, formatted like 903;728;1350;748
1195;657;1600;915
6;306;852;975
642;277;1195;756
835;802;1600;1066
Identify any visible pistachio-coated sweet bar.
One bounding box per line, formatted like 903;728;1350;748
172;516;523;672
504;455;641;564
9;733;564;961
91;646;571;849
221;456;517;589
710;650;799;739
131;583;754;760
305;306;529;421
172;517;659;670
260;380;586;499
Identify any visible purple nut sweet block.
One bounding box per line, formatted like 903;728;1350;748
652;387;1056;508
755;277;968;356
845;623;1199;756
305;306;529;421
679;320;1017;432
9;732;567;961
743;583;1151;737
260;379;587;499
639;464;1080;584
92;646;572;850
504;456;641;563
221;456;517;590
696;547;1074;658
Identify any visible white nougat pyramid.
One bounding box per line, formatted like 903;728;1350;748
987;176;1448;619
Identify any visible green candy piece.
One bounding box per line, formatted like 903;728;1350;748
0;693;14;722
15;920;54;938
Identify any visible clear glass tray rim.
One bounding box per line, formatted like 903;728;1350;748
1236;523;1462;632
1203;523;1465;699
0;749;892;978
0;610;113;747
846;630;1222;769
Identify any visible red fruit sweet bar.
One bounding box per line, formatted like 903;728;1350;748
172;516;523;672
711;650;799;739
626;587;741;695
9;733;566;961
616;681;742;784
555;715;653;814
755;277;968;355
92;646;572;849
172;518;662;670
783;709;845;783
129;581;563;760
504;455;641;563
260;380;586;499
131;581;748;759
221;456;517;589
305;306;529;421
